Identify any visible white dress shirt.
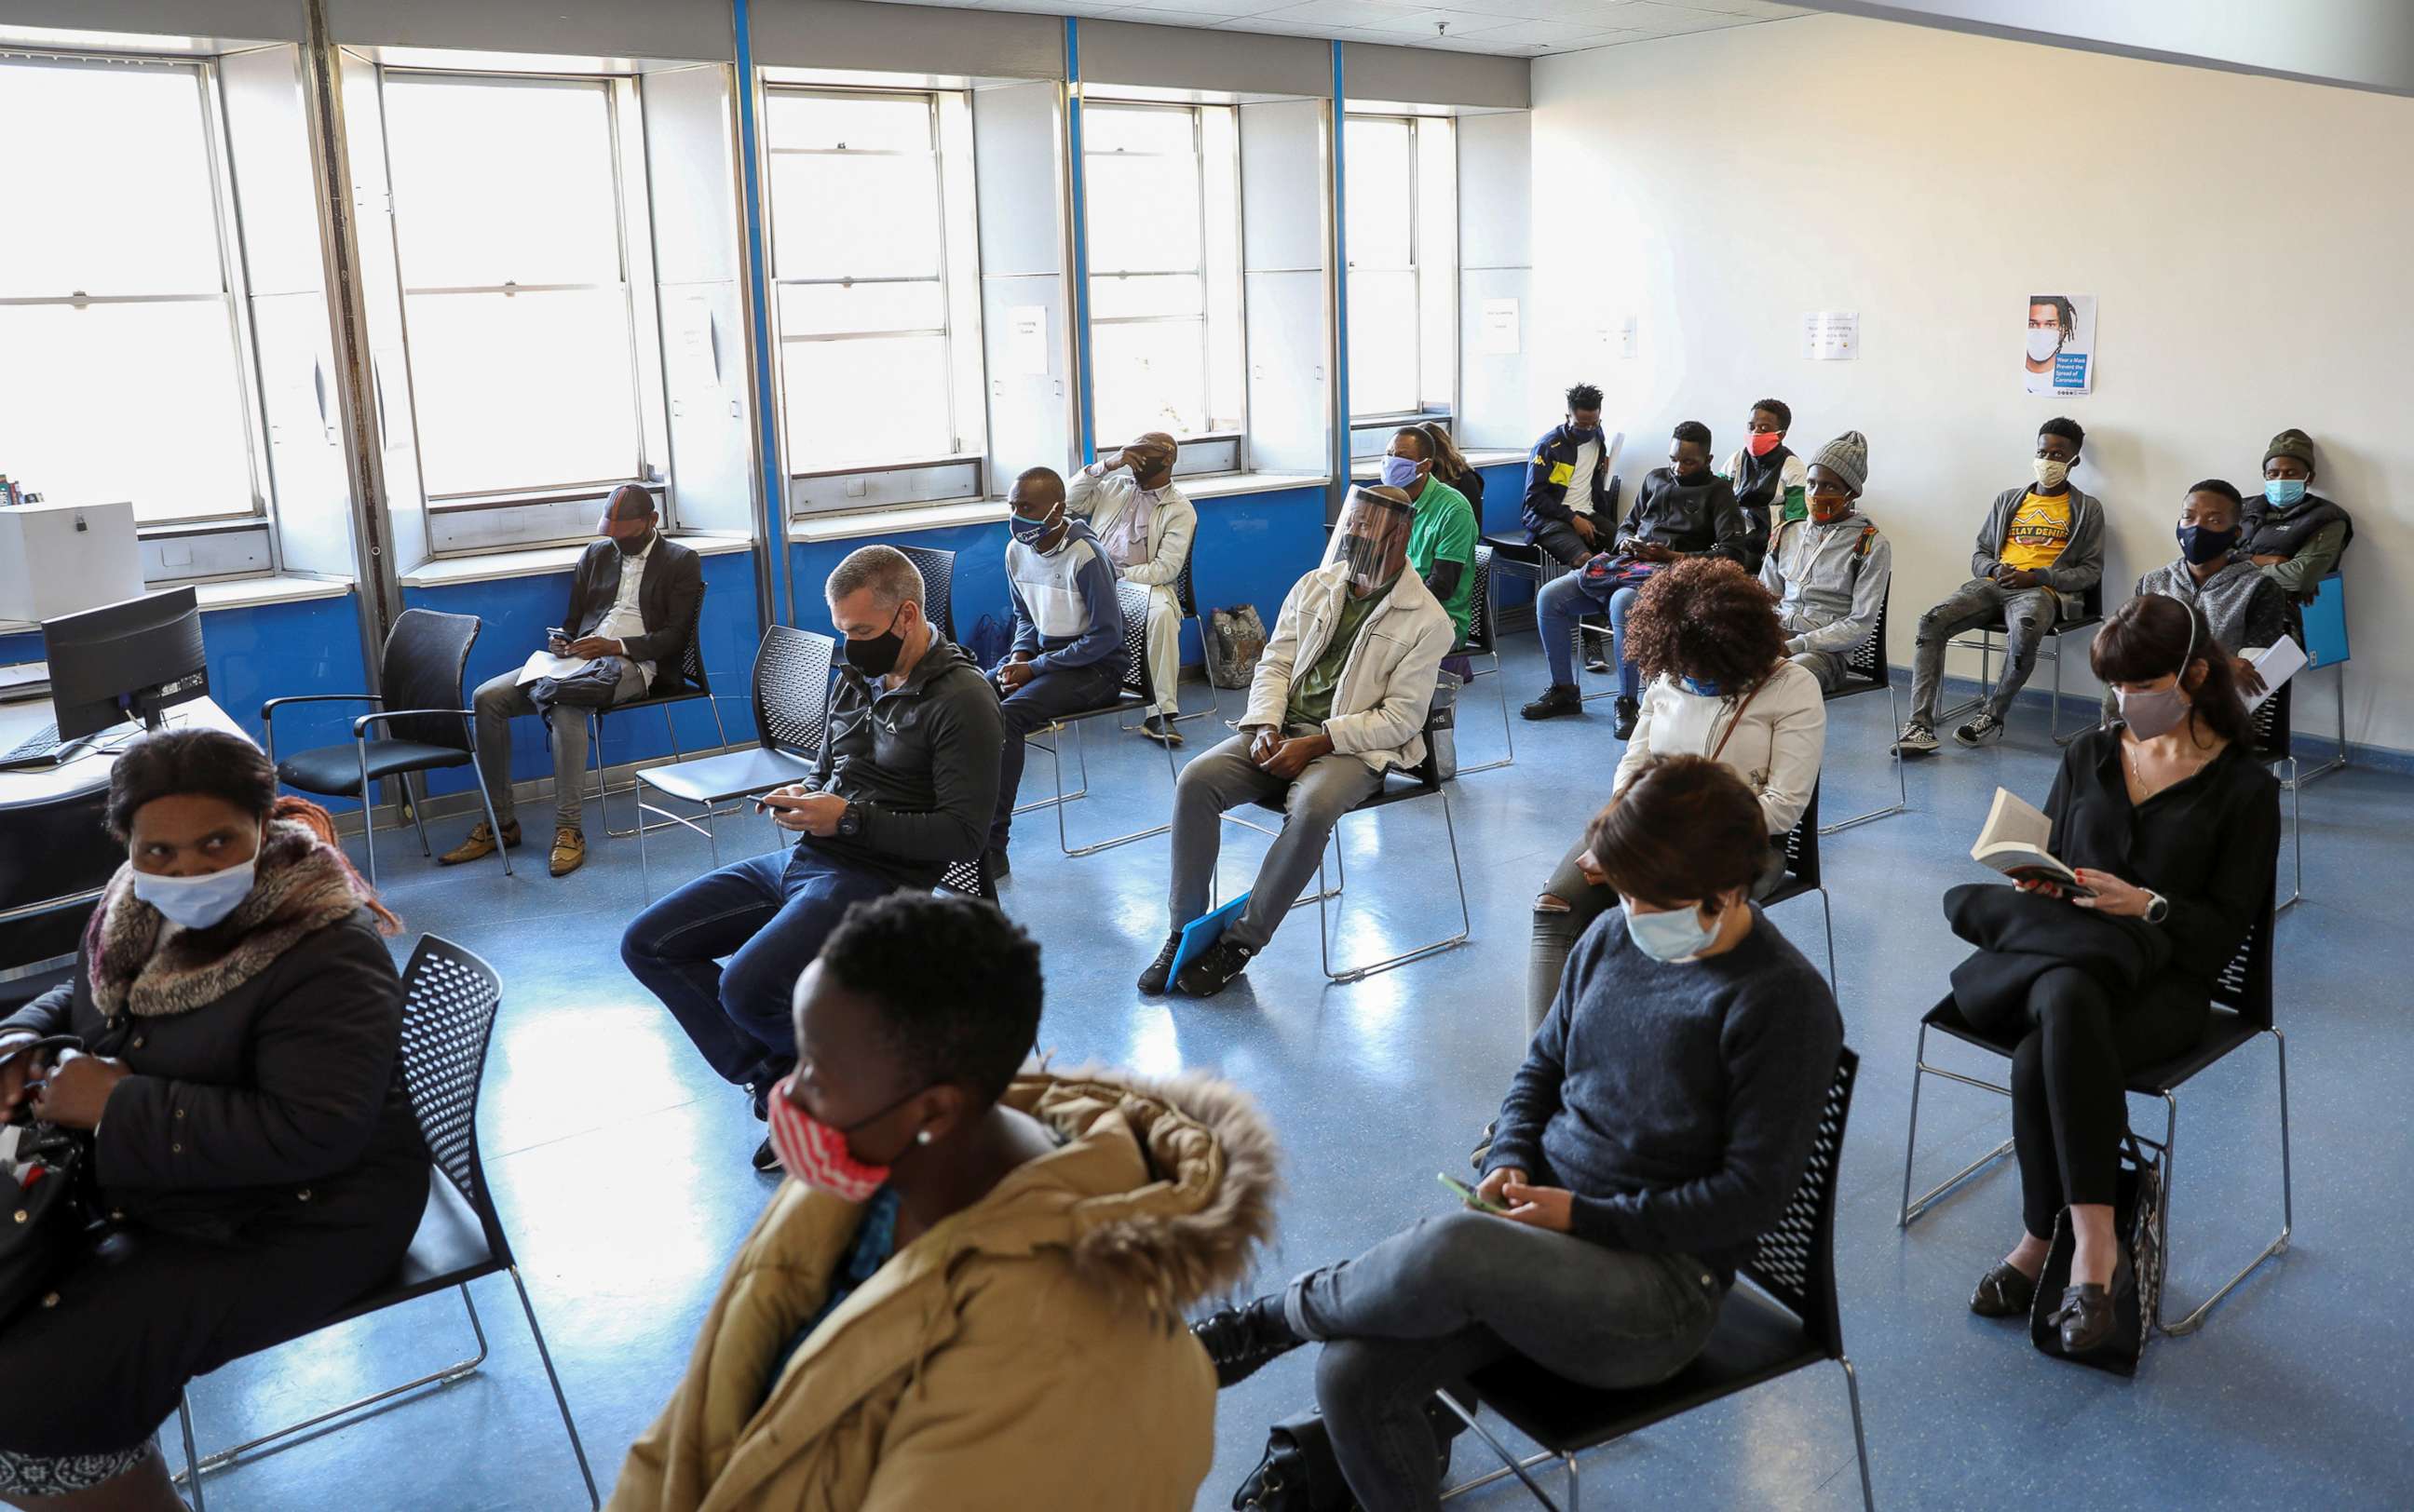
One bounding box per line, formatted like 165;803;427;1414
595;539;657;690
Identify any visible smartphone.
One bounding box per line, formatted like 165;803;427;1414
545;627;568;651
1437;1171;1509;1214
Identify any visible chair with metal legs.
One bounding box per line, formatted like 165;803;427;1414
1438;1049;1873;1512
633;627;835;899
2248;682;2303;911
1820;594;1907;833
1760;785;1837;990
1937;580;2105;746
1451;545;1514;775
1897;881;2288;1337
1122;552;1219;731
173;937;597;1509
265;608;513;888
2286;570;2350;786
1016;580;1181;857
893;544;957;644
578;587;733;839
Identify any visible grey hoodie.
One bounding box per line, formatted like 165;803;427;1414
1759;508;1892;657
1970;483;2105;616
803;634;1005;888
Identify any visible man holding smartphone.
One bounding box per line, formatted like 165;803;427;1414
618;546;1002;1172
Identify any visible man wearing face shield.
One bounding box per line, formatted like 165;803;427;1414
1067;432;1198;746
1141;487;1455;999
1757;431;1894;693
986;466;1127;876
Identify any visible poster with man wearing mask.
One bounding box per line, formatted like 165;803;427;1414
2023;292;2096;396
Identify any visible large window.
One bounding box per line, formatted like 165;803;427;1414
766;88;975;475
0;56;260;526
1345;114;1456;425
1083;102;1243;445
383;73;645;502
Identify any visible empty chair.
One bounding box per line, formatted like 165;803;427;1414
893;543;956;644
1820;594;1907;833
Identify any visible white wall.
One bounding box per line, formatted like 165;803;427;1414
1456;110;1530;453
1533;14;2407;751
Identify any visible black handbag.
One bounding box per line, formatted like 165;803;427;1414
0;1035;105;1325
2028;1130;2163;1376
1231;1398;1463;1511
528;655;628;713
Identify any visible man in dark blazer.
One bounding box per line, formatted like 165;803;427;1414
441;485;704;877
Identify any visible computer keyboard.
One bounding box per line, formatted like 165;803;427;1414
2;721;63;766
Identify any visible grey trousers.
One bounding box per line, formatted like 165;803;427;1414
1909;578;2060;726
1789;646;1851;694
1168;729;1382;952
471;661;645;830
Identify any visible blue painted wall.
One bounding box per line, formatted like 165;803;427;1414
1;593;371;780
786;485;1334;671
1473;458;1536;611
400;548;765;801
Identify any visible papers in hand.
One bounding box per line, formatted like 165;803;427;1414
2244;635;2305;713
516;649;593;686
1971;788;2080;887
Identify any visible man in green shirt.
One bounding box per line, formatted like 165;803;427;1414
1382;426;1479;650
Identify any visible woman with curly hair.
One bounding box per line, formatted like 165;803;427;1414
1524;558;1827;1033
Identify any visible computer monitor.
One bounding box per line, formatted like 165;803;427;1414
40;587;208;742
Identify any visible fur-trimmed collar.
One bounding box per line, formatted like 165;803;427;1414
86;820;375;1019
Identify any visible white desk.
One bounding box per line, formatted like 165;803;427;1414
0;696;245;809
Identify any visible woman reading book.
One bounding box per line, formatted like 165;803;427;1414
1949;595;2278;1356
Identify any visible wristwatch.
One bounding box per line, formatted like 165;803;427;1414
2143;891;2169;925
835;801;864;840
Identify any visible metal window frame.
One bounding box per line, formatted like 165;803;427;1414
375;67;656;514
1343;110;1422;425
0;50;278;537
764;84;966;479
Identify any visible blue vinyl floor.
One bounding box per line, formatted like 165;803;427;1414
179;632;2412;1510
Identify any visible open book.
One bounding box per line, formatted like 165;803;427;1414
1971;788;2081;887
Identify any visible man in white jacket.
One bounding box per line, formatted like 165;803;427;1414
1067;432;1198;745
1143;487;1455;998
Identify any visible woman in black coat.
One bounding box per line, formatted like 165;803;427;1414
0;729;428;1508
1950;596;2279;1357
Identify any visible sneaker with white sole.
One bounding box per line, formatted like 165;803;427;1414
1955;712;2005;747
1894;722;1940;758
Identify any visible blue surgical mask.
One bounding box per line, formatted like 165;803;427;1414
1622;898;1719;963
2263;479;2307;507
132;855;258;932
1379;454;1423;490
1677;674;1722;699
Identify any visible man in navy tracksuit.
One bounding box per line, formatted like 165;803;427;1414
1522;382;1620;567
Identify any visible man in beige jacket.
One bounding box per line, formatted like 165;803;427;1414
1067;431;1199;744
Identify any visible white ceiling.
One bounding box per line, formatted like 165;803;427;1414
867;0;1815;58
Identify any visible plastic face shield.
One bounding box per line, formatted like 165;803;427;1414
1333;489;1413;596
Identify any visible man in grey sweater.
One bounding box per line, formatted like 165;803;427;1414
2127;478;2291;705
1899;418;2105;755
1760;430;1892;692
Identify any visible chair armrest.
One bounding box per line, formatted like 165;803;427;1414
352;708;473;737
261;692;381;720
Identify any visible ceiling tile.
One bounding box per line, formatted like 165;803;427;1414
1094;7;1243;23
1249;0;1444;28
1350;7;1499;37
1450;16;1611;43
1601;1;1757;35
1698;1;1812;17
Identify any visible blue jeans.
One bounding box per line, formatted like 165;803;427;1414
1287;1209;1722;1512
619;844;897;1094
1538;574;1643;699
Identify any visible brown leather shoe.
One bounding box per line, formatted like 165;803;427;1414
549;826;587;877
439;819;520;866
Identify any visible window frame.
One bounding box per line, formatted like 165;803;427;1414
378;66;659;520
0;49;277;537
1081;98;1245;451
1344;111;1450;428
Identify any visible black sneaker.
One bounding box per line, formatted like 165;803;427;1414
752;1136;780;1174
1955;711;2005;748
1190;1296;1303;1388
1137;931;1184;994
1469;1118;1496;1172
1612;695;1641;740
984;845;1011;881
1520;683;1581;721
1140;714;1186;748
1173;937;1255;997
1583;648;1612;675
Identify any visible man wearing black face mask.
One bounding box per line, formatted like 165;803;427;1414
620;545;1003;1173
2127;479;2289;702
445;484;701;878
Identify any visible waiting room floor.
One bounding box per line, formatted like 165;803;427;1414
183;635;2413;1509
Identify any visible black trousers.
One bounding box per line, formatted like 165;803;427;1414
2008;966;2206;1241
1529;520;1594;568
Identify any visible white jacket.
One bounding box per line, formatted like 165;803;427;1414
1611;660;1827;836
1066;462;1198;591
1244;563;1456;773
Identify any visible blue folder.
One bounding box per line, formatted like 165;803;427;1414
1170;892;1251;982
2300;573;2350;668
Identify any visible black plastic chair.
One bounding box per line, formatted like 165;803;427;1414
1451;545;1514;775
264;608;512;888
2249;682;2303;911
1939;580;2106;746
1019;579;1181;857
579;582;732;839
1898;880;2288;1337
173;937;596;1509
634;626;835;899
1438;1049;1871;1512
1120;550;1219;731
1821;592;1907;834
937;851;999;903
894;544;956;645
1760;783;1837;989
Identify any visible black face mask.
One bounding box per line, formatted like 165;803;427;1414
614;526;653;558
2177;522;2241;566
844;604;911;678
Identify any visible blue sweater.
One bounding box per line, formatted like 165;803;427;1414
1005;519;1122;673
1484;905;1842;1286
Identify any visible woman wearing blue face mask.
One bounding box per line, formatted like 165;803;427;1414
1193;756;1841;1512
0;728;426;1509
1952;595;2278;1357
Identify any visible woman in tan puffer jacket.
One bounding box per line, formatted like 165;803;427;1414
608;892;1280;1512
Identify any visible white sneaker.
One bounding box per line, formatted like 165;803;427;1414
1894;722;1940;756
